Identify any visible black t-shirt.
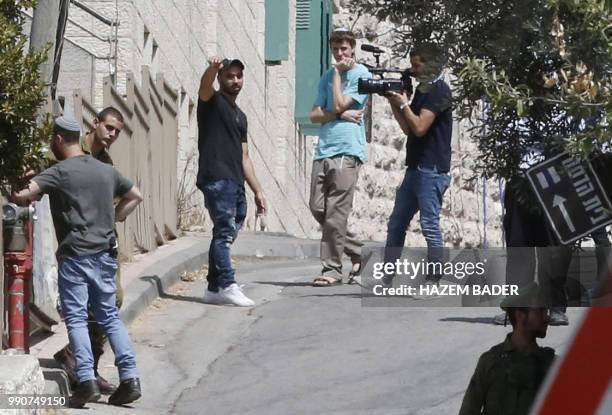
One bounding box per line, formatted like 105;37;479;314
406;79;453;173
196;92;248;187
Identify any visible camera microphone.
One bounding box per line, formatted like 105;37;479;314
361;44;384;54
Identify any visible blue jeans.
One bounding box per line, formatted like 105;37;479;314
58;252;138;383
385;166;451;278
202;179;247;292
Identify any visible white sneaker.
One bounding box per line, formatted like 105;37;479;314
203;289;223;304
218;283;255;307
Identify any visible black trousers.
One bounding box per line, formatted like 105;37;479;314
503;178;571;311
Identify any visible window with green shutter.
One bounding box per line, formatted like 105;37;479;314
294;0;332;135
265;0;289;63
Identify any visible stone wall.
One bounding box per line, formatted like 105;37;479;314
335;1;504;248
53;0;317;237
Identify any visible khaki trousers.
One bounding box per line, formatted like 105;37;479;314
309;155;362;277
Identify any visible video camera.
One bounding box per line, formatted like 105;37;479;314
358;44;413;96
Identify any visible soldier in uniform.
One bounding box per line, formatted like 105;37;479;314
459;283;556;415
52;106;126;394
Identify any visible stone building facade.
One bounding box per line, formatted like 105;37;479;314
26;0;503;248
39;0;320;238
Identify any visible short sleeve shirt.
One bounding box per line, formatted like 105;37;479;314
33;155;133;257
406;79;453;172
313;64;372;162
196;91;247;188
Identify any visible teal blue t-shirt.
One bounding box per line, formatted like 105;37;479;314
313;64;372;162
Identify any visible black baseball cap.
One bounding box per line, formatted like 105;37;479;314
221;58;245;72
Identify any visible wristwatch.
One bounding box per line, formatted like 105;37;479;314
399;102;409;111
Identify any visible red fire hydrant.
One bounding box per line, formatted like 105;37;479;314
2;202;35;353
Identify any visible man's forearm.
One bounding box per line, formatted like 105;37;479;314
391;105;410;135
332;69;353;113
310;107;338;124
12;181;42;205
201;65;218;88
332;69;344;113
243;157;263;195
401;105;436;138
199;65;219;100
115;198;140;222
403;107;422;136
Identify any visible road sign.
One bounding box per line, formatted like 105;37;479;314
526;152;612;244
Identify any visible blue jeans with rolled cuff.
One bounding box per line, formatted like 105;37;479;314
201;179;247;292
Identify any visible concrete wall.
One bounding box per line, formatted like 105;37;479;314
54;0;317;237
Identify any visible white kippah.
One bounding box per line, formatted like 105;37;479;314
54;113;81;133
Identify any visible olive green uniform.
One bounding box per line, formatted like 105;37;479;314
459;334;555;415
78;139;124;366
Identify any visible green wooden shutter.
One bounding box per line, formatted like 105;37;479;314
296;0;310;30
294;0;332;135
265;0;289;63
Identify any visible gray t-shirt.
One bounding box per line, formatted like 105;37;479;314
33;154;133;257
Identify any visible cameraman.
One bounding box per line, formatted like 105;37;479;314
382;43;452;288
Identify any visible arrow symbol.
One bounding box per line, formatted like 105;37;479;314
553;195;575;232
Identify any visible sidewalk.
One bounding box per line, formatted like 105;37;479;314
2;232;322;411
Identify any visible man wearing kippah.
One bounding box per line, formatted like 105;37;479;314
459;283;556;415
309;28;372;286
12;114;143;408
50;106;127;394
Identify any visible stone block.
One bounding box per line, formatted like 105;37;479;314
0;354;46;395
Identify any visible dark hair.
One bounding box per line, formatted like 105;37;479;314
329;29;356;48
97;106;124;123
53;126;80;143
409;42;448;66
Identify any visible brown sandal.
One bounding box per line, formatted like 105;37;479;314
312;276;343;287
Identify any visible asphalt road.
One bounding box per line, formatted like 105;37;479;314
65;257;587;415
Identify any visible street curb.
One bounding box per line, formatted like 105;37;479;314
119;233;321;326
119;240;209;326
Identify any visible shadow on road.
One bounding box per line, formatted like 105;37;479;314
439;317;495;325
140;275;205;304
253;280;314;287
295;293;363;299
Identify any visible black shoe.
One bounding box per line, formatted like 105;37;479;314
69;379;101;408
108;377;141;406
96;374;117;395
381;275;393;288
